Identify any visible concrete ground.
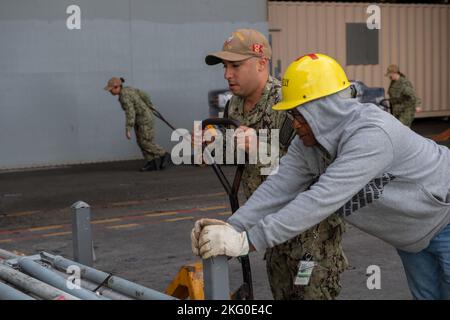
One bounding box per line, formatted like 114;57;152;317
0;117;448;300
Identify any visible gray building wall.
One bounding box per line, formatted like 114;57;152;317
0;0;268;169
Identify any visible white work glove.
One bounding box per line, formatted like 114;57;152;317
191;218;228;256
198;223;249;259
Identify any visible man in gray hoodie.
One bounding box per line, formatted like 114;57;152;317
192;53;450;299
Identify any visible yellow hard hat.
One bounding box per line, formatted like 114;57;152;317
273;53;350;110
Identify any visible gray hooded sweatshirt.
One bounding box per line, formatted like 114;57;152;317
228;92;450;253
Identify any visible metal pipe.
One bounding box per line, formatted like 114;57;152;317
18;257;107;300
51;268;133;300
0;264;79;300
47;254;176;300
0;248;20;260
203;256;230;300
0;281;35;300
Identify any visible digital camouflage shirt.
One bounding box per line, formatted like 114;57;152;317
388;75;420;127
224;76;292;198
119;86;155;132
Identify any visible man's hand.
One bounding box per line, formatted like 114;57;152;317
197;223;249;259
126;130;132;140
191;218;228;256
234;126;257;154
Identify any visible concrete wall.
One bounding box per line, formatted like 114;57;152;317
0;0;267;169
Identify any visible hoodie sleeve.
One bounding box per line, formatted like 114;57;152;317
239;126;395;251
228;137;316;233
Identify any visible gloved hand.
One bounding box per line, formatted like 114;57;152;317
198;223;249;259
191;218;228;256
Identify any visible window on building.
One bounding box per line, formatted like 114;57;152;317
346;23;379;65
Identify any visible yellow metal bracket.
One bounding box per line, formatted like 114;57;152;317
165;262;204;300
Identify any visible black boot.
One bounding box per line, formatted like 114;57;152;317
158;152;171;170
140;160;158;172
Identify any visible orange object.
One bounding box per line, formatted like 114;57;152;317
165;262;205;300
431;129;450;142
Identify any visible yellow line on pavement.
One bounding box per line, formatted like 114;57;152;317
165;192;226;201
164;216;194;222
28;225;63;232
0;239;12;243
217;211;232;216
199;205;227;212
42;231;72;238
91;218;122;225
110;200;142;207
145;211;180;218
106;223;139;230
6;210;41;217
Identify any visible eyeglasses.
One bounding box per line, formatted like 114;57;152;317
287;109;307;123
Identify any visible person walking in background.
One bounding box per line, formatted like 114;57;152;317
386;64;421;127
104;77;170;172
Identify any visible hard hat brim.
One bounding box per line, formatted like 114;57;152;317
272;99;304;111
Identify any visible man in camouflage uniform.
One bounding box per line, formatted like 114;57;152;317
386;65;421;127
201;29;347;299
104;77;170;171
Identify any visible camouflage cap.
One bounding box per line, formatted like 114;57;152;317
385;64;400;76
205;28;272;65
104;77;123;91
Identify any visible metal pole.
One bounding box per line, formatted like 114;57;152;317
18;257;107;300
71;201;93;267
45;253;176;300
0;264;79;300
0;248;19;260
51;268;133;300
0;281;35;300
203;256;230;300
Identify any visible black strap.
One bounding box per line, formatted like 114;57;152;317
223;99;230;119
93;274;113;292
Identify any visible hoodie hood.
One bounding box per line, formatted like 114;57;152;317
297;91;383;158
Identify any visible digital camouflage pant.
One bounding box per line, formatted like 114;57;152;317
393;105;415;128
265;214;348;300
135;124;166;161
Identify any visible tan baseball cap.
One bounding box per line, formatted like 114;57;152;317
205;28;272;65
385;64;400;76
104;77;123;91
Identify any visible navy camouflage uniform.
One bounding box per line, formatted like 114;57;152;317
388;75;420;127
119;87;166;161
